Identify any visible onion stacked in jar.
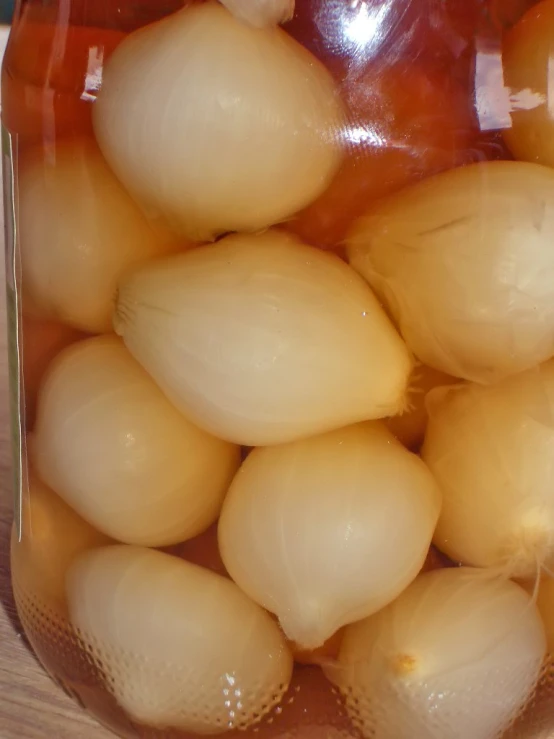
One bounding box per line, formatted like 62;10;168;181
11;1;554;738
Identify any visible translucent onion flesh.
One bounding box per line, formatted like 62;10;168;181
329;568;546;739
347;160;554;384
115;230;412;446
32;335;240;546
422;359;554;578
218;422;441;649
19;140;180;334
67;545;293;733
93;1;345;241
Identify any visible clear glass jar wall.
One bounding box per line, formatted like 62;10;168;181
4;1;554;737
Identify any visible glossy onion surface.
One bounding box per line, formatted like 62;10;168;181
67;546;293;733
423;360;554;578
330;568;546;739
115;230;412;446
219;422;440;649
348;161;554;384
94;1;345;241
32;336;240;546
19;141;179;333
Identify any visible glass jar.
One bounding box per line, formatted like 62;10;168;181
4;1;554;737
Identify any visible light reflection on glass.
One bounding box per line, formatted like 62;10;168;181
475;47;512;131
345;123;411;152
342;1;381;46
328;0;399;63
548;56;554;120
223;673;236;687
81;47;104;103
475;43;546;133
345;125;387;147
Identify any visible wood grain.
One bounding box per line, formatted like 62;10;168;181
0;228;110;739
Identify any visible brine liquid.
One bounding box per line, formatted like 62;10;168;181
5;0;554;738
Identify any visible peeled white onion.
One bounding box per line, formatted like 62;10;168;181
219;0;294;27
31;336;240;546
11;474;110;619
67;545;293;732
347;161;554;384
115;231;413;446
326;567;546;739
93;1;344;241
19;140;180;334
218;422;441;649
329;568;546;739
422;360;554;579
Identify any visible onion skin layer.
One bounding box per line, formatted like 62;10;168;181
329;568;546;739
219;422;441;649
115;231;413;446
32;336;240;547
19;140;180;334
94;1;345;241
347;160;554;385
67;546;293;733
422;359;554;579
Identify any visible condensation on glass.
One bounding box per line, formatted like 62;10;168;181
3;1;554;738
